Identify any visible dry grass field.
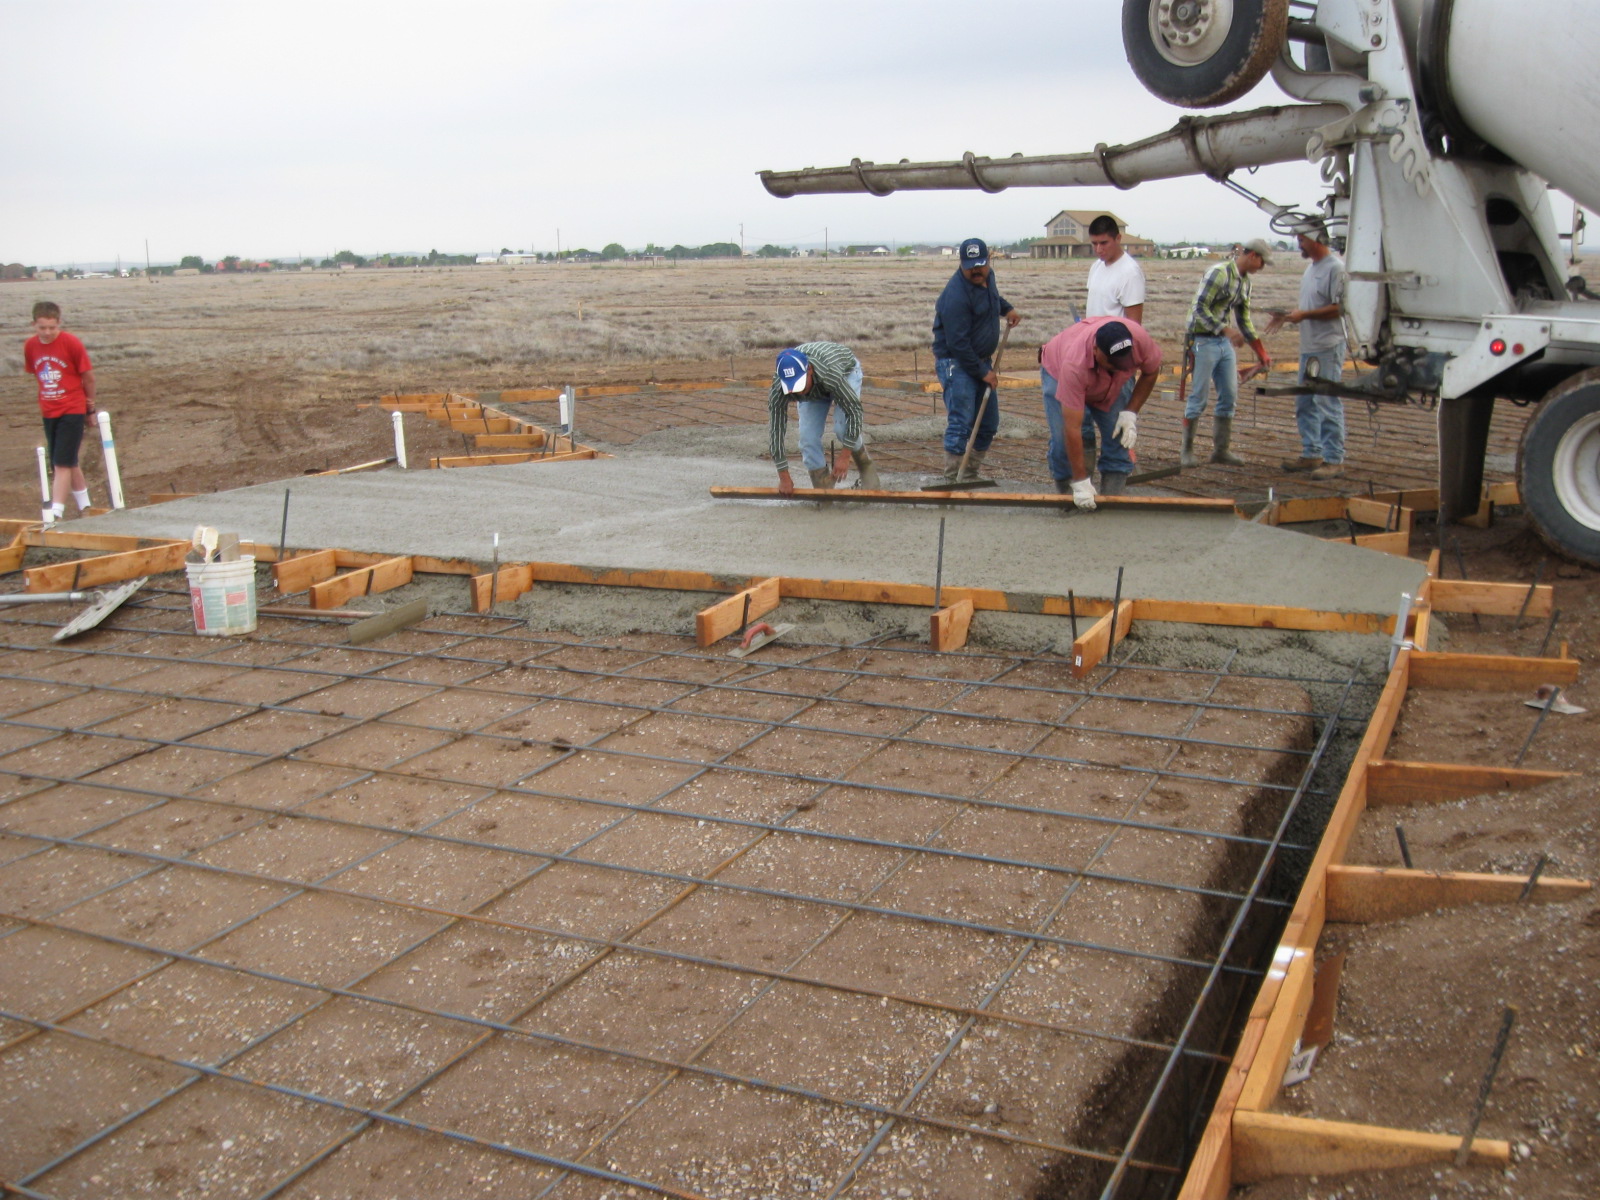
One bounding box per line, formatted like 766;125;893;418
0;257;1311;516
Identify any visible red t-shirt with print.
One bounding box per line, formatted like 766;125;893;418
24;331;93;418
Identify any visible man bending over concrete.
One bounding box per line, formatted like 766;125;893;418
1040;318;1162;511
932;238;1022;483
768;343;881;495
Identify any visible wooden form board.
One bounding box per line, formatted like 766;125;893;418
709;485;1238;515
308;556;413;609
430;448;599;469
146;492;199;504
1428;578;1554;618
1408;649;1579;689
1366;759;1575;807
1069;600;1134;678
472;432;548;449
1232;1111;1509;1183
0;539;24;575
470;564;536;613
272;549;339;594
1324;529;1410;556
24;541;188;593
696;577;781;647
1326;863;1592;923
929;598;974;652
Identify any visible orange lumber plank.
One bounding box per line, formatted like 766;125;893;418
1428;578;1554;617
146;492;199;504
1232;1111;1509;1183
473;432;547;449
929;598;974;652
24;541;188;592
1366;759;1575;806
447;417;517;434
272;549;339;594
1326;863;1591;923
1070;599;1134;678
1346;496;1413;534
696;577;782;647
1408;650;1579;689
0;540;24;575
309;556;413;610
470;564;535;613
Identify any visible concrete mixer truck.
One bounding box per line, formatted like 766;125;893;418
759;0;1600;568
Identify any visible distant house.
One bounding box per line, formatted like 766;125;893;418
843;245;890;257
1031;210;1157;260
1165;245;1213;259
1;263;26;281
499;253;540;265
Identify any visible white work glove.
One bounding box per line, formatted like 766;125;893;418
1112;410;1138;451
1070;478;1098;512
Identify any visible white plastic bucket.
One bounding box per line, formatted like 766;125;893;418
187;556;257;636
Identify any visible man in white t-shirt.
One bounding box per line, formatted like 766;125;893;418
1045;214;1147;491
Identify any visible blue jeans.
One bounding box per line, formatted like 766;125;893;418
796;363;865;470
1185;335;1238;420
1296;350;1345;464
936;357;998;455
1043;370;1134;481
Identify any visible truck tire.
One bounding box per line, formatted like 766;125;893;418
1518;371;1600;568
1122;0;1289;108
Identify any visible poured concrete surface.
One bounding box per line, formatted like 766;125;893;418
76;455;1425;612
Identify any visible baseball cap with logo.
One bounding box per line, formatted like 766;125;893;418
958;238;989;269
1242;237;1274;264
775;348;811;394
1094;321;1136;369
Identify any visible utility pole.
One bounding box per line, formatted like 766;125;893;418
739;223;744;256
824;227;828;259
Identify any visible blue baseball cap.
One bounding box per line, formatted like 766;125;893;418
958;238;989;269
775;348;811;394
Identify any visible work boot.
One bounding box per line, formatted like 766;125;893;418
1099;471;1128;496
1180;419;1199;468
850;447;883;490
1210;416;1246;465
1280;455;1323;474
942;453;962;483
807;467;835;489
1309;461;1346;480
956;451;987;484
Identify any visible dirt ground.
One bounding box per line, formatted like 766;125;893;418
3;260;1599;1197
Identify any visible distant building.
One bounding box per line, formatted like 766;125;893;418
843;245;891;257
1;263;26;281
173;268;199;276
1031;210;1157;260
499;253;540;265
1165;245;1213;259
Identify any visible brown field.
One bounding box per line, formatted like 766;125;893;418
1;256;1315;517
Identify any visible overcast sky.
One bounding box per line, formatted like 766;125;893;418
3;0;1340;265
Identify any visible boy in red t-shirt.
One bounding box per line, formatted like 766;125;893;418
24;300;96;525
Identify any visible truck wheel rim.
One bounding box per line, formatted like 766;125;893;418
1552;410;1600;532
1150;0;1236;67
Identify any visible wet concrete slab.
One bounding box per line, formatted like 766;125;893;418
74;455;1426;612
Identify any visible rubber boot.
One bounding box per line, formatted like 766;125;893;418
807;467;835;489
1210;416;1246;465
1180;418;1199;468
942;453;962;483
1099;471;1128;496
851;447;883;490
956;451;986;484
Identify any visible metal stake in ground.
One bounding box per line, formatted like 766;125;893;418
489;532;501;609
1109;566;1124;650
278;489;291;561
1515;558;1548;630
1514;685;1560;766
932;517;946;612
1455;1006;1517;1167
1518;854;1549;901
1067;589;1078;643
1394;824;1413;869
1536;610;1562;658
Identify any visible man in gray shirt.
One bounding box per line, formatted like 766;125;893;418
1277;225;1348;479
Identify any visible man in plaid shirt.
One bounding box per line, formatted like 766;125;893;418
1181;239;1274;466
768;342;882;494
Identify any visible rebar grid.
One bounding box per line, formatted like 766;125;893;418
0;596;1349;1199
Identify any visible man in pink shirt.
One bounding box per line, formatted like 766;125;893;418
1039;317;1162;510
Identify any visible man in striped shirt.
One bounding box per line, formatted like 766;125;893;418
1181;239;1273;466
768;342;882;495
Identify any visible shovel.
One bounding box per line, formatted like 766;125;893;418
923;324;1012;492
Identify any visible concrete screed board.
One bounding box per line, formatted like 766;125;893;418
74;455;1426;613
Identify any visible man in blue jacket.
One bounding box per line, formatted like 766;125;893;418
932;238;1022;482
